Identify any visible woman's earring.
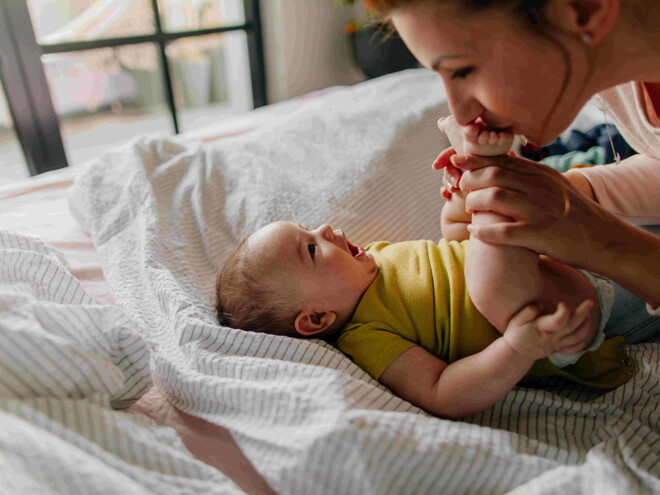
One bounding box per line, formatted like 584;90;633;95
581;32;592;44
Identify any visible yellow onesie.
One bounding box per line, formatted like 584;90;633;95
337;240;635;389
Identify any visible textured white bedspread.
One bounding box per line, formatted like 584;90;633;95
2;69;657;494
0;230;244;493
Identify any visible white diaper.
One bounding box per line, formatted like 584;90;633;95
548;270;615;368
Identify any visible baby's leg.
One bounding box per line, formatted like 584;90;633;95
437;114;600;351
466;211;600;348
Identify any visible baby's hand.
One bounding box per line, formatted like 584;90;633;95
502;300;594;361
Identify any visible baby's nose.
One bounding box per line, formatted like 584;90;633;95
319;224;334;239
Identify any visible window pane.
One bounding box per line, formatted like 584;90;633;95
0;82;30;182
167;30;252;133
158;0;245;32
42;44;174;167
27;0;155;44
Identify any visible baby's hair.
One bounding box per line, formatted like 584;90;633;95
215;234;301;337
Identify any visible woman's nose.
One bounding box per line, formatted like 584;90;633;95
446;88;482;127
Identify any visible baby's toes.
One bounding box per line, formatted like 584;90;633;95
499;131;514;146
464;124;480;143
488;131;499;146
477;129;490;145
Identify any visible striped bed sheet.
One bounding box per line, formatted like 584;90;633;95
1;69;658;494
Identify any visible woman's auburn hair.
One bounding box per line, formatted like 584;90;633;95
365;0;548;25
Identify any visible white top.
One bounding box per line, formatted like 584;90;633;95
580;82;660;224
580;82;660;315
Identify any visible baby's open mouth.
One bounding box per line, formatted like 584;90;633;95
347;241;365;258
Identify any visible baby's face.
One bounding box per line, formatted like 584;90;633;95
247;221;378;315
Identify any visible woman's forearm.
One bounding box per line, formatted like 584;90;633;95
588;218;660;307
565;168;660;307
431;338;534;418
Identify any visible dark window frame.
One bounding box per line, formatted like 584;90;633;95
0;0;267;176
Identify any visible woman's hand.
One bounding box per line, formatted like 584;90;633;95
450;152;614;270
432;147;462;199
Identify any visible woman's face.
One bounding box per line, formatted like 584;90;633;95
391;5;593;146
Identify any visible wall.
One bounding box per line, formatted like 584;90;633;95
260;0;367;103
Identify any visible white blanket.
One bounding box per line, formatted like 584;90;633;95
3;69;658;494
0;230;243;494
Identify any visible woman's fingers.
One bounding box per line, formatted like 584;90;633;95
446;150;615;269
464;187;528;218
443;164;462;190
432;147;457;170
441;186;452;200
451;153;542;176
467;221;534;247
457;163;551;196
436;149;461;200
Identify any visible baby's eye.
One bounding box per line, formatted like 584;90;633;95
451;67;473;80
308;244;316;259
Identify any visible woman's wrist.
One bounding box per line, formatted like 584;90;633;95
564;169;597;201
585;217;660;307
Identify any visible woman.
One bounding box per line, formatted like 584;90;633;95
369;0;660;341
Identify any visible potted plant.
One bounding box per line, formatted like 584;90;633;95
335;0;419;79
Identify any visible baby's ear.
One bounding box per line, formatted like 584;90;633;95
294;310;337;337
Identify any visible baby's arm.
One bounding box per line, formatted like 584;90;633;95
379;301;592;418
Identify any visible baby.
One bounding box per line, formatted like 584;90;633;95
216;118;635;419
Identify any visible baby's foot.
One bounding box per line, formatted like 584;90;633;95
437;116;466;153
463;122;514;156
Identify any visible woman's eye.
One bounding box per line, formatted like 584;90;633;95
308;244;316;258
451;67;473;80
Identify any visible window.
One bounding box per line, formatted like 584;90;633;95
0;0;266;177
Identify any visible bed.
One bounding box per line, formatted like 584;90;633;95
1;69;658;494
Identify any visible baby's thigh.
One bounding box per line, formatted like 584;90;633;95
535;256;600;334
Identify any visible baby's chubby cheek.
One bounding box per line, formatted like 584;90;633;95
437;116;465;153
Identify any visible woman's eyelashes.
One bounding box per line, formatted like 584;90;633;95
451;67;473;80
308;244;317;259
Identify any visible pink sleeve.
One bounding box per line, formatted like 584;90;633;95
577;154;660;225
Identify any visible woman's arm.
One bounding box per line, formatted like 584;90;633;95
379;303;592;419
573;154;660;225
454;154;660;307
